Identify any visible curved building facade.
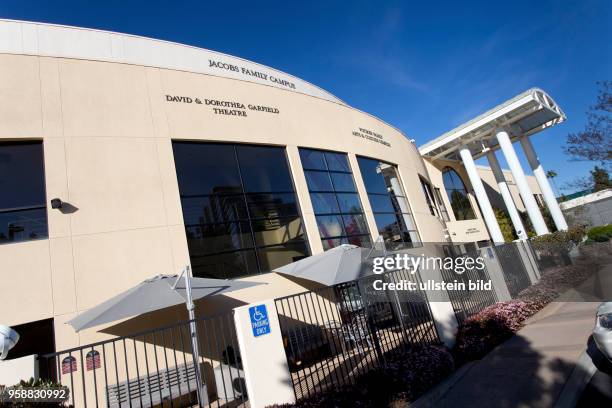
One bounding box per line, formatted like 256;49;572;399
1;20;556;358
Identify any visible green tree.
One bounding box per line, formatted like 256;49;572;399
494;208;516;242
591;166;612;191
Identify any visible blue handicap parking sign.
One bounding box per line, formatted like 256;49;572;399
249;304;271;337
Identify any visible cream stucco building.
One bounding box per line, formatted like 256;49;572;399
0;20;562;369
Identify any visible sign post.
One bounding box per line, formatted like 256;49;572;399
234;300;295;408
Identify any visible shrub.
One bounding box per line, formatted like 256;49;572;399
531;225;585;252
587;224;612;242
268;345;455;408
0;378;70;408
383;345;455;401
452;301;539;362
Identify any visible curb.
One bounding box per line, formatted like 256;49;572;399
553;350;598;408
408;362;475;408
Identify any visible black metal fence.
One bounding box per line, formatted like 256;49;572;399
440;247;497;324
493;242;533;298
38;312;247;408
274;269;439;401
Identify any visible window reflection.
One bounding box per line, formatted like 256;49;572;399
300;148;371;250
442;167;476;220
173;142;310;278
420;178;439;217
357;157;421;250
0;142;48;244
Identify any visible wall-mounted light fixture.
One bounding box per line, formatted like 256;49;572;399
50;198;63;209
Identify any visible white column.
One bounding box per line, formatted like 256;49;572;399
486;151;528;240
520;136;568;231
496;129;549;236
458;147;505;243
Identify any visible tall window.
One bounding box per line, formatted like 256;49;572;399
0;142;48;244
173;142;309;279
300;148;371;250
420;178;439;217
442;167;476;221
357;157;420;250
433;187;450;222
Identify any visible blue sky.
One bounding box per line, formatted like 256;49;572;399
1;0;610;192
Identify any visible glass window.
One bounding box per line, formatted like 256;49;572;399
246;193;299;219
299;149;327;170
236;145;294;193
173;143;242;195
310;192;340;214
257;242;309;271
336;193;362;213
368;194;395;213
181;195;247;225
173;142;309;278
316;215;345;238
330;173;357;192
300;148;371;250
304;170;333;191
434;188;450;222
0;142;48;244
420;178;439;217
324;152;351;172
442;167;476;220
186;222;254;256
251;216;305;247
358;157;389;194
191;250;258;279
357;156;421;250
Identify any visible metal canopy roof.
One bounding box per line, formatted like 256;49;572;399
419;88;565;161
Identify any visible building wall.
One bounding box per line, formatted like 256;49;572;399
0;52;452;350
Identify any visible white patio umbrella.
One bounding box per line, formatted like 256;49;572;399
273;244;381;286
67;266;264;407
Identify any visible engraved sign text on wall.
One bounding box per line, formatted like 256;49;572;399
165;95;279;117
352;127;391;147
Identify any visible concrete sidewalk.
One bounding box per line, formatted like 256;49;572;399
433;301;600;408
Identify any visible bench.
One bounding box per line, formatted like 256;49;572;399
106;363;208;407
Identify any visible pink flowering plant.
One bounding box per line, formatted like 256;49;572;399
454;245;604;363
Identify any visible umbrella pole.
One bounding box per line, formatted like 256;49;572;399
183;265;205;407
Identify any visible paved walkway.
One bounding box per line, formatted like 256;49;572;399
434;301;600;407
428;259;612;408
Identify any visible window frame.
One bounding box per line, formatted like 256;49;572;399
419;177;440;218
173;141;310;278
433;187;451;222
442;167;477;221
300;148;372;250
356;156;422;250
0;140;48;245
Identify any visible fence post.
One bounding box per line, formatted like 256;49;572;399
421;267;459;348
522;240;542;279
233;299;295;408
481;246;512;301
515;242;539;283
